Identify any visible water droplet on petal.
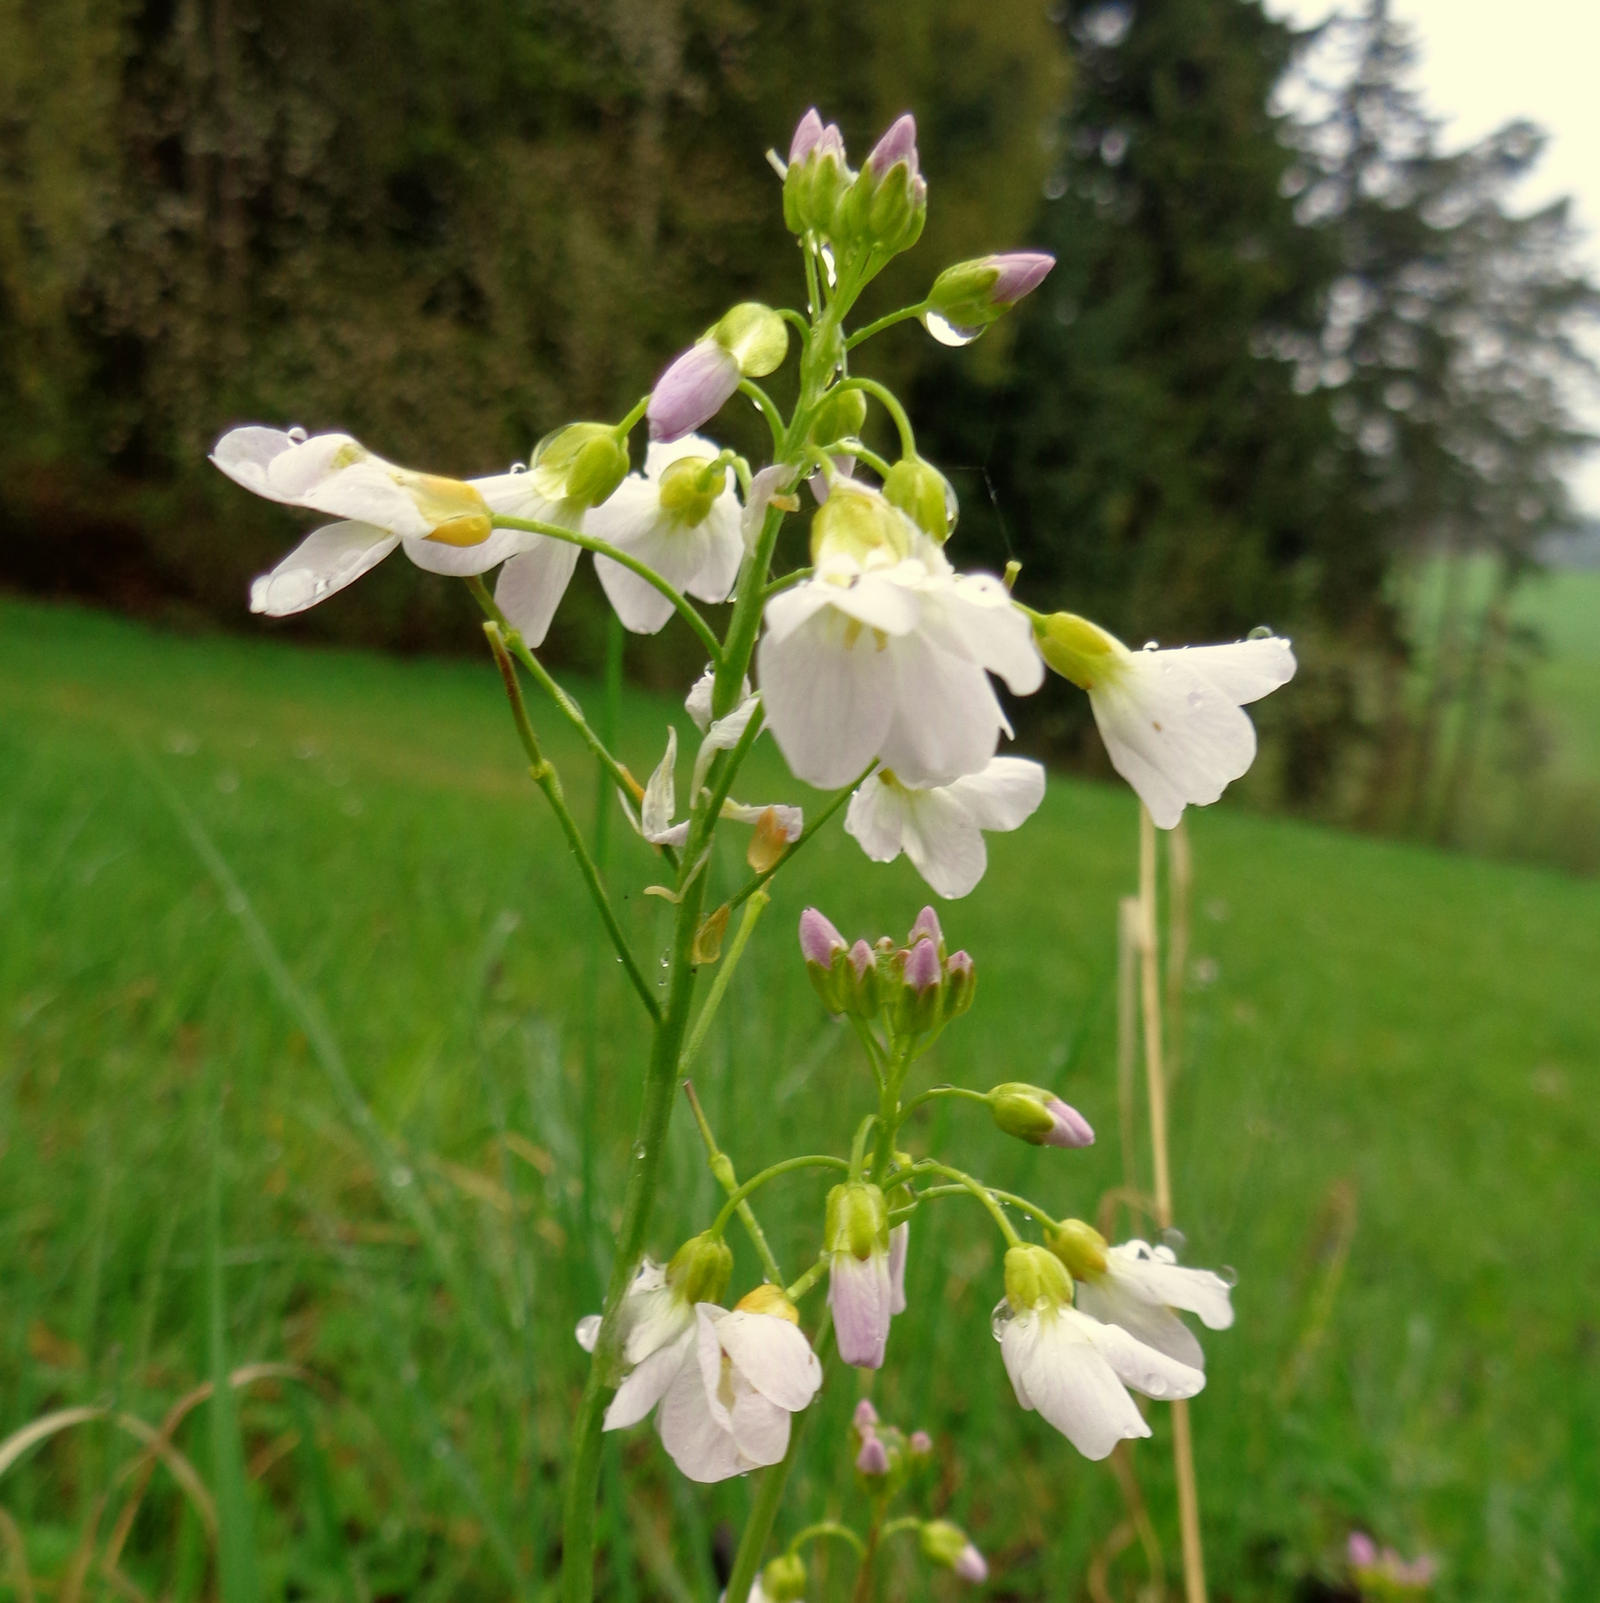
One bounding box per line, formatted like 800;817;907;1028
1158;1227;1186;1256
819;244;838;288
1142;640;1160;652
1219;1265;1239;1287
287;425;308;443
1248;624;1273;640
510;461;527;474
920;310;984;348
990;1298;1014;1341
1187;689;1205;709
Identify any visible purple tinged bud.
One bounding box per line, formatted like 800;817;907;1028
908;906;943;951
848;940;876;980
988;251;1056;305
943;950;976;1019
648;340;739;442
1043;1097;1096;1149
845;938;882;1020
788;107;825;165
1348;1533;1377;1570
852;1397;879;1431
909;1430;933;1455
855;1434;891;1476
866;113;919;179
904;937;941;994
799;907;846;966
954;1543;989;1585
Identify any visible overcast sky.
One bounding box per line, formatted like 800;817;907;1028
1266;0;1600;514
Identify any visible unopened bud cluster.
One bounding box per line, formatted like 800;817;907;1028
800;906;974;1035
784;109;927;260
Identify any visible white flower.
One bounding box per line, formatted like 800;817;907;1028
1073;1239;1234;1371
656;1302;823;1483
575;1259;700;1432
757;485;1043;790
626;726;801;851
1035;614;1296;829
844;757;1045;899
997;1243;1203;1461
588;437;745;634
213;427;585;644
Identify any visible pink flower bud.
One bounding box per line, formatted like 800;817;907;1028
908;906;943;950
788;108;825;165
1043;1096;1096;1149
987;251;1055;305
855;1433;890;1475
799;907;846;966
852;1397;879;1431
865;113;919;179
953;1542;988;1584
903;937;941;994
909;1430;932;1455
1347;1533;1377;1570
647;339;739;442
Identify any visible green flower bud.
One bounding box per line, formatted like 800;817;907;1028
710;302;789;378
761;1553;808;1602
530;423;630;508
825;1181;889;1260
843;940;882;1020
883;455;956;542
656;455;723;527
922;252;1054;344
783;110;851;239
835;114;927;258
810;385;869;446
920;1520;988;1583
1003;1242;1073;1313
889;937;943;1036
1031;611;1125;691
665;1230;733;1306
1045;1218;1110;1279
943;950;976;1020
989;1083;1095;1149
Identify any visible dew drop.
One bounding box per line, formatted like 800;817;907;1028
1219;1265;1239;1288
287;425;308;443
920;310;983;348
990;1298;1014;1341
632;1140;648;1161
390;1165;414;1189
819;244;838;289
1247;624;1273;640
1141;639;1160;652
1158;1226;1186;1256
510;461;527;474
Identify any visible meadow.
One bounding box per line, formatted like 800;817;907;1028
3;592;1598;1602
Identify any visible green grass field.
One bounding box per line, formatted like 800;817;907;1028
3;594;1598;1602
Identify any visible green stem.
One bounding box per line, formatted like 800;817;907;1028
762;566;812;600
905;1182;1058;1231
837;377;915;458
682;1079;786;1287
490;514;722;664
612;393;651;438
897;1084;992;1122
739;380;786;450
482;623;660;1024
829;440;894;477
784;1255;828;1302
723;1314;834;1603
910;1161;1024;1245
715;499;787;719
790;1522;867;1560
710;1155;850;1238
845;303;928;348
465;578;640;816
878;1516;923;1541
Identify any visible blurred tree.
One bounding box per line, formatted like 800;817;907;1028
914;0;1394;806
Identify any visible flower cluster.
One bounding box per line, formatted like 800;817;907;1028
214;104;1296;1603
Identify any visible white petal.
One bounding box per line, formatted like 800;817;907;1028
595;555;676;635
249;522;399;615
877;635;1008;788
686;667;719;732
844;775;911;864
758;611;896;788
494;541;582;647
575;1314;601;1354
1179;637;1296;705
604;1329;694;1430
917;575;1045;694
624;1283;692;1365
717;1312;823;1411
742;464;794;551
1071;1307;1205;1400
944;757;1047;832
1075;1278;1206;1370
1002;1311;1150;1460
641;727;679;841
897;785;988;900
829;1253;894;1369
1106;1245;1234;1331
401;524;528;577
728;1383;792;1468
763;569;919;644
211;428;362;506
888;1223;909;1316
657;1340;742;1483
